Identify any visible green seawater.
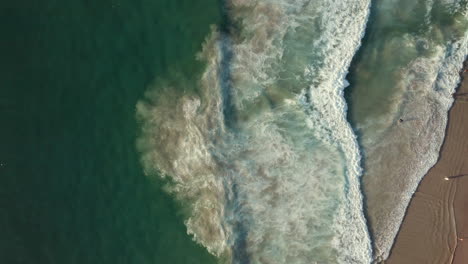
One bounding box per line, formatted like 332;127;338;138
0;0;220;263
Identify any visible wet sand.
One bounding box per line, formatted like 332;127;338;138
386;61;468;264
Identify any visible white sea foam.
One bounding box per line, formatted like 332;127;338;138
137;0;373;263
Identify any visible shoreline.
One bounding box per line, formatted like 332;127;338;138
385;60;468;263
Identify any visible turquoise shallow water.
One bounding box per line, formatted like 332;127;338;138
0;0;219;263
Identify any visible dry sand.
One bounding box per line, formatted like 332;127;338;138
386;61;468;264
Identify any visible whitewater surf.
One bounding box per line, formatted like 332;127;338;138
136;0;467;263
137;0;372;263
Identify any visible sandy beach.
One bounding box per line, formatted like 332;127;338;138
386;61;468;264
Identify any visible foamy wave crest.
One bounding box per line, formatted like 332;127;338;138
137;0;372;263
352;0;468;260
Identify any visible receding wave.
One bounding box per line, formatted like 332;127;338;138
348;0;468;261
137;0;372;263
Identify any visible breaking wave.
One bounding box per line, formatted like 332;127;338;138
137;0;374;263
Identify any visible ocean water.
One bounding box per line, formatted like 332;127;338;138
1;0;220;263
2;0;467;264
137;0;467;263
137;0;374;263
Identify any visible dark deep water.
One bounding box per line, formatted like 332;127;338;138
0;1;220;263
